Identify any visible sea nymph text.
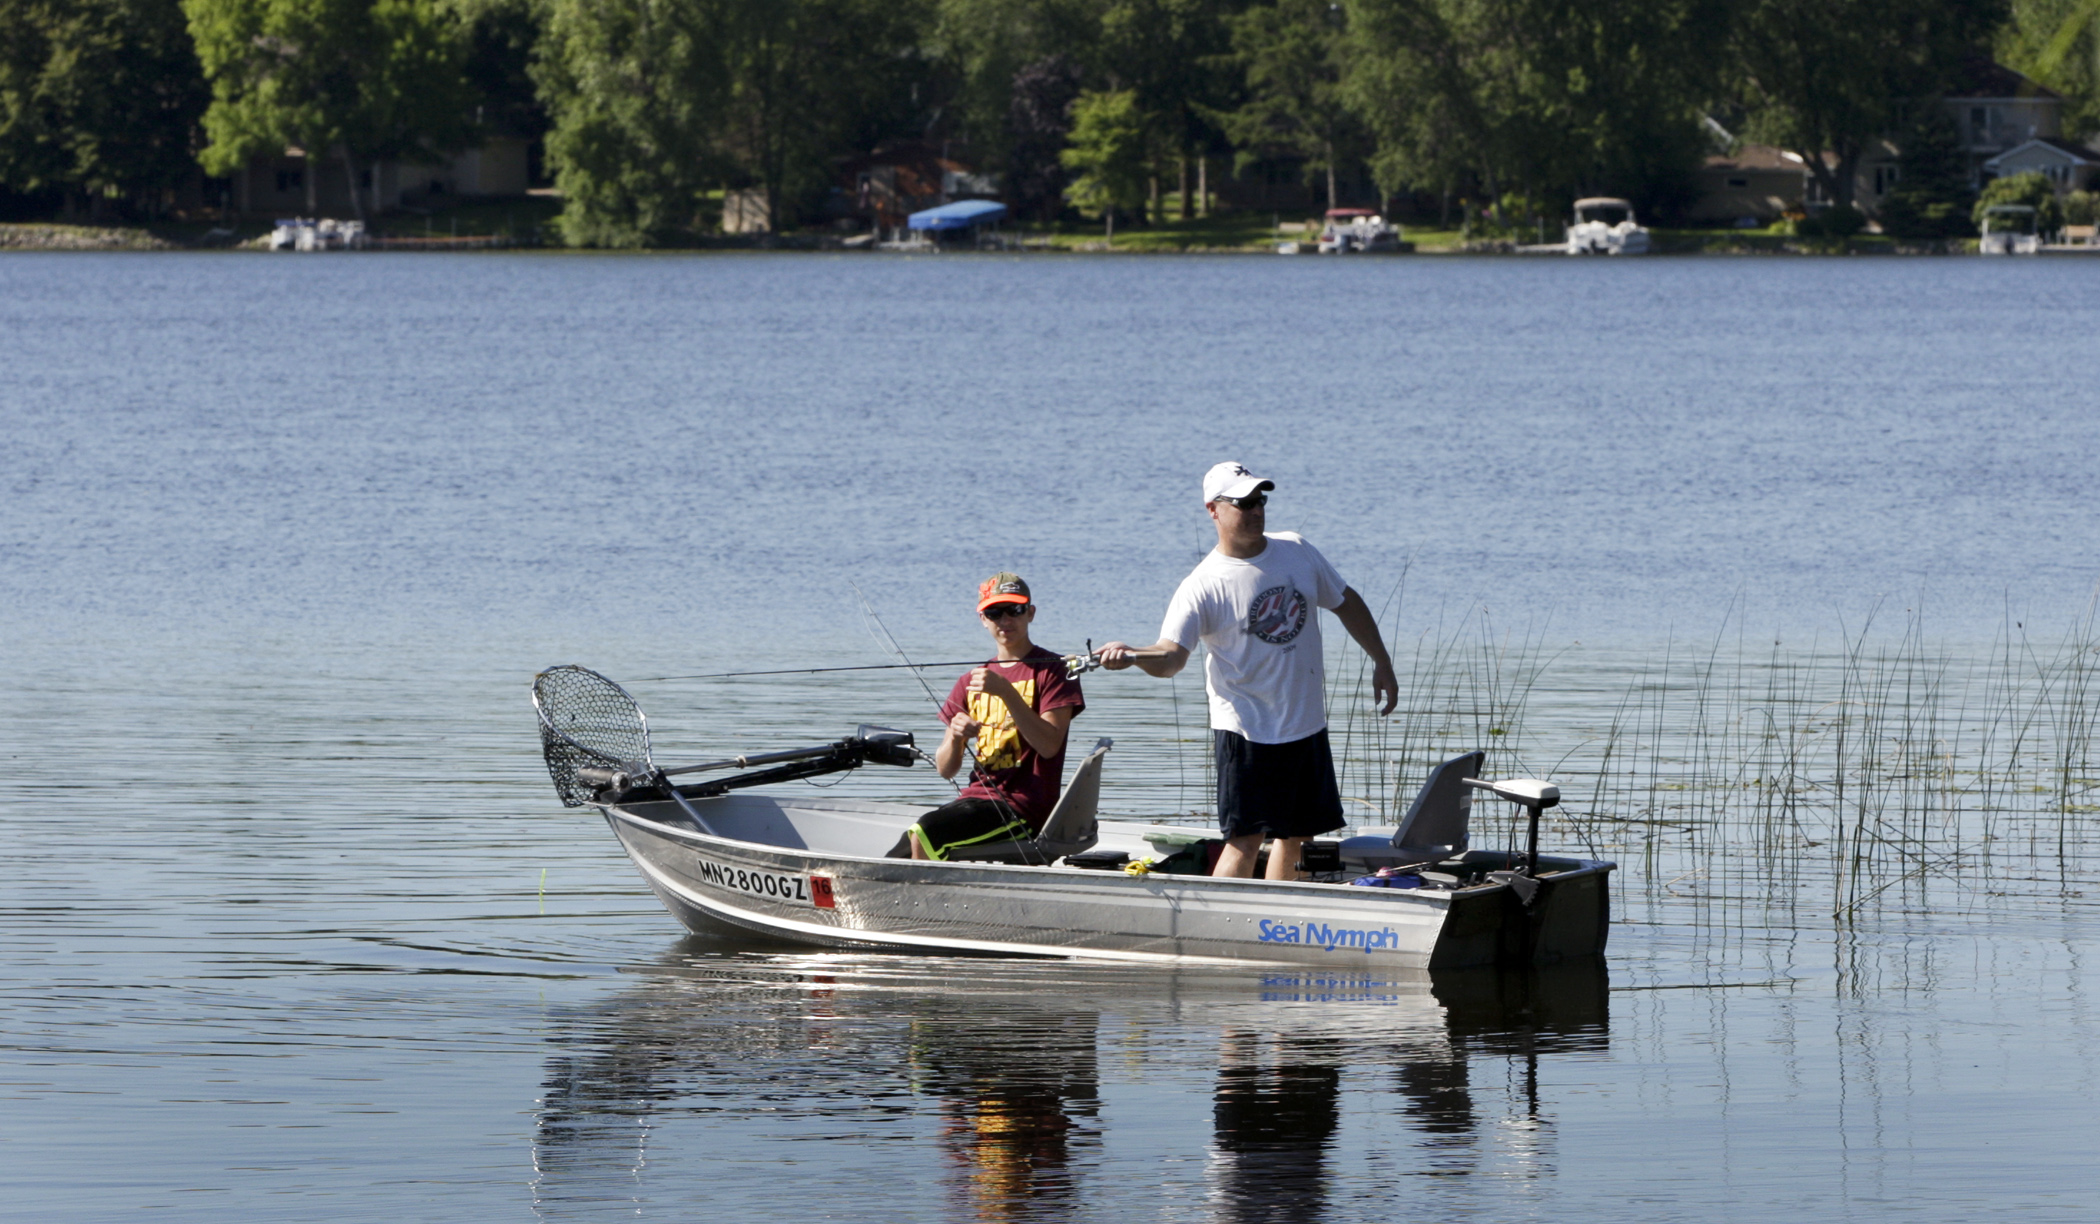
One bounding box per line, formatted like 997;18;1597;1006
1257;918;1401;952
694;858;835;909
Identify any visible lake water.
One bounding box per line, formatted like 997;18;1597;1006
3;251;2097;1220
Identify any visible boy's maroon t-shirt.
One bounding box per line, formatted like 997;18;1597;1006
939;646;1087;828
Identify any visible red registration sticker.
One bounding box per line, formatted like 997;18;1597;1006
809;875;836;909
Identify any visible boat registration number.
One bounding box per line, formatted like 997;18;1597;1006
693;858;835;909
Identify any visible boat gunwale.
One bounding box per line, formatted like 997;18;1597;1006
592;798;1617;903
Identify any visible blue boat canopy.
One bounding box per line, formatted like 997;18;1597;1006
907;199;1007;231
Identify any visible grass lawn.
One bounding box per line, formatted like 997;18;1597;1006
366;194;563;242
1028;207;1467;253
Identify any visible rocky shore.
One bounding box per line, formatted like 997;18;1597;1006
0;224;179;251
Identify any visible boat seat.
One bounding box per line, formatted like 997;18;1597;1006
1339;749;1484;872
944;738;1110;866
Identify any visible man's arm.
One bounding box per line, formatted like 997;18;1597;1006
1098;639;1191;678
1331;587;1398;715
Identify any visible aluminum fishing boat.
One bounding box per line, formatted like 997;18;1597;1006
532;666;1613;970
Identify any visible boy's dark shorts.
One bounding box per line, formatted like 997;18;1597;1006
1214;728;1344;840
910;797;1031;860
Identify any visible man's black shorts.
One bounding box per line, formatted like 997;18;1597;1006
911;796;1031;860
1214;728;1344;840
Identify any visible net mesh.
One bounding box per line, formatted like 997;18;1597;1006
533;665;653;807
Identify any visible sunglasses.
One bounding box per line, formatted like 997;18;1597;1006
982;603;1032;621
1215;491;1267;510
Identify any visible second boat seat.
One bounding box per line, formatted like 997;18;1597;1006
944;738;1111;866
1339;749;1485;873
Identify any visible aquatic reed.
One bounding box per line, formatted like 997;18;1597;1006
1321;598;2100;923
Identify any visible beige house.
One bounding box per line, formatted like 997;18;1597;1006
229;137;530;217
1690;145;1811;223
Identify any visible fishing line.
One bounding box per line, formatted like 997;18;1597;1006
850;581;952;718
850;580;968;795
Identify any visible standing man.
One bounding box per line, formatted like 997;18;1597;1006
1099;463;1397;879
906;572;1087;861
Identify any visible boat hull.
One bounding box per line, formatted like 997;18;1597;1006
597;796;1612;970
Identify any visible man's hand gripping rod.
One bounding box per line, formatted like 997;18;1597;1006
1064;639;1171;679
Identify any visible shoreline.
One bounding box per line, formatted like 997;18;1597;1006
7;220;2076;257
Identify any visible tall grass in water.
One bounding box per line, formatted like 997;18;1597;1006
1328;599;2100;920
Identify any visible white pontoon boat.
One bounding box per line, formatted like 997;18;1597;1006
532;666;1613;970
1566;198;1651;255
1979;204;2041;255
1316;209;1405;253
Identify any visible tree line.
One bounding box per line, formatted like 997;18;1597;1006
2;0;2094;242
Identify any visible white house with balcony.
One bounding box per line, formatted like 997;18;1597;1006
1828;61;2068;216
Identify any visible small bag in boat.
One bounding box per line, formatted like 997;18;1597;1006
1349;867;1425;889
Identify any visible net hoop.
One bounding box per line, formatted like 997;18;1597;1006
533;664;654;807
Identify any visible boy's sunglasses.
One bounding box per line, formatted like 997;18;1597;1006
982;603;1031;621
1215;492;1267;510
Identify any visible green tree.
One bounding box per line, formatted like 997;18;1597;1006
448;0;550;146
931;0;1100;177
1061;87;1150;234
538;0;927;246
1974;167;2064;229
534;0;730;246
2000;0;2100;135
0;0;208;217
1007;55;1084;222
1217;0;1361;211
1730;0;2005;211
185;0;473;220
1341;0;1721;218
718;0;932;236
1878;103;1976;237
1096;0;1241;220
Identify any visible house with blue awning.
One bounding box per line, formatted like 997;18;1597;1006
906;199;1007;243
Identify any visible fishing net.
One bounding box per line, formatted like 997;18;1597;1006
533;665;654;807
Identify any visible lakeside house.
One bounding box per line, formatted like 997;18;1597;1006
223;138;531;217
1690;145;1812;224
838;143;998;236
1689;61;2094;224
1982;138;2100;193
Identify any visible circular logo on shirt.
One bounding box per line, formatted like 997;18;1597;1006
1247;585;1308;644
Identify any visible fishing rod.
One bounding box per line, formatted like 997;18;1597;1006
633;642;1173;684
633;660;990;683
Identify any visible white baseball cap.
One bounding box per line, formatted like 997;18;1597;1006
1203;461;1274;503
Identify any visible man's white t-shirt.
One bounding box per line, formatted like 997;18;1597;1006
1159;532;1349;744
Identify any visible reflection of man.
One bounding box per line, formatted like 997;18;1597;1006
1100;463;1398;878
906;572;1086;860
1211;1031;1341;1221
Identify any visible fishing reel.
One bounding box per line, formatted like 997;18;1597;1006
1064;640;1105;679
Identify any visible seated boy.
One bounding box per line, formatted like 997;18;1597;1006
906;572;1086;860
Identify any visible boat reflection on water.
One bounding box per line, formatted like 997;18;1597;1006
529;939;1607;1221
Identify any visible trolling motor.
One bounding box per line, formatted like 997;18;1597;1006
1462;776;1561;905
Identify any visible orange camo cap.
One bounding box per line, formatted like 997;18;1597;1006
977;571;1031;611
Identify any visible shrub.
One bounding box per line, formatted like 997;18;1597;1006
1820;205;1866;237
2066;190;2097;228
1880;193;1976;239
1973;172;2063;233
